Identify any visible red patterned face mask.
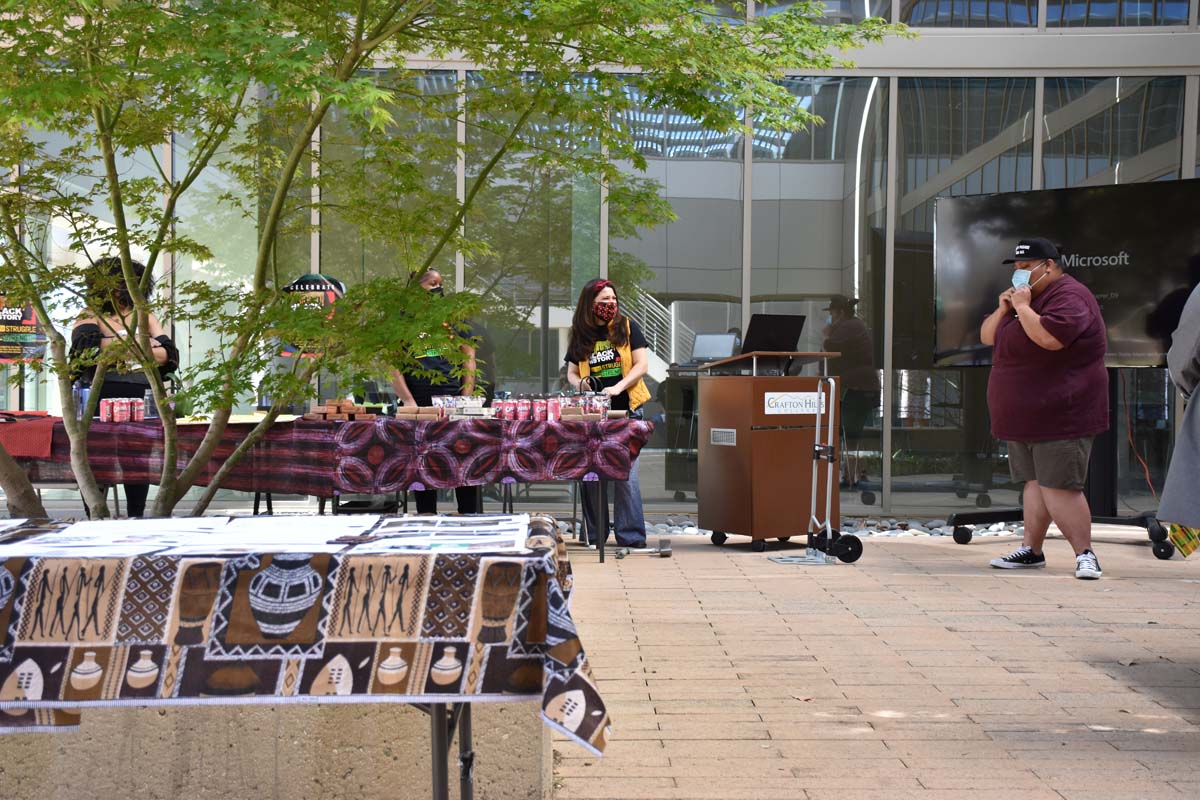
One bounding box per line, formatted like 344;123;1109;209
593;302;617;323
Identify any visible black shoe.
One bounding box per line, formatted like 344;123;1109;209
990;545;1046;569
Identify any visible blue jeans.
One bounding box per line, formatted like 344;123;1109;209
581;456;646;547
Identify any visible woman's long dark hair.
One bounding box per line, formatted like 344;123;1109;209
88;256;152;315
567;278;629;363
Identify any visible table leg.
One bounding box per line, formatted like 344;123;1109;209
458;703;474;800
598;479;608;564
572;482;580;541
430;702;450;800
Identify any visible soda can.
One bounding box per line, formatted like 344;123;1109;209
112;398;131;423
531;398;547;422
99;398;113;422
515;397;531;421
501;399;516;420
546;396;561;422
131;398;145;421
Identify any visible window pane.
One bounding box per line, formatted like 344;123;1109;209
752;77;888;513
901;0;1037;26
321;70;458;284
892;78;1035;514
609;79;744;513
464;73;601;401
1043;76;1185;188
1043;75;1186;512
1046;0;1190;25
759;0;892;23
174;129;258;413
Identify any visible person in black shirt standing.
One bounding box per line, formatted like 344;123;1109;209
70;257;179;517
821;295;879;489
564;278;650;548
391;269;481;514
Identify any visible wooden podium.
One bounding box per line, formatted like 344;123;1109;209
697;352;841;553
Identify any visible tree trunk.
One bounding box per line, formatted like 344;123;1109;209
0;445;46;518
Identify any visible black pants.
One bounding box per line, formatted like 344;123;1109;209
84;484;148;519
414;486;481;515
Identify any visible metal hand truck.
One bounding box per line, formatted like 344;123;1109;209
787;377;864;565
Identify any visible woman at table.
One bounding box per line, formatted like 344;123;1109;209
70;256;179;518
390;269;481;515
564;278;649;549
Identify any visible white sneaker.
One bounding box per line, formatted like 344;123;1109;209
1075;550;1102;580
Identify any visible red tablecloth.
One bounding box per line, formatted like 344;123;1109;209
16;418;653;497
0;417;57;459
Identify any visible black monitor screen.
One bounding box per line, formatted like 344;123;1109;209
934;180;1200;367
741;314;806;354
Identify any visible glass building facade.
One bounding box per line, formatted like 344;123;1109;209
18;4;1200;518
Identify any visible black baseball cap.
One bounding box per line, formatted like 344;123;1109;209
1003;237;1060;264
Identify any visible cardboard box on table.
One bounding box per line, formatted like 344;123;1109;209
698;352;840;550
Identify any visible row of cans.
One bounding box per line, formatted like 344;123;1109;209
493;394;611;422
98;398;146;422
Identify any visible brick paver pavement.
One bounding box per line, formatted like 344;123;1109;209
554;527;1200;799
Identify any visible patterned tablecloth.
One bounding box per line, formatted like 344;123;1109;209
18;418;653;497
0;516;610;753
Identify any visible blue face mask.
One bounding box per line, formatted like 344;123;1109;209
825;315;833;327
1011;261;1048;291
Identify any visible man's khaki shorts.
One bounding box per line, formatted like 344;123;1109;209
1007;437;1094;491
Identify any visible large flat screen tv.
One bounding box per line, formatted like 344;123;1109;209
934;180;1200;368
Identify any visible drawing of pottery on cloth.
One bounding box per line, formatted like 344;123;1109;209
1;658;44;715
545;689;587;733
247;554;322;638
376;648;409;686
125;650;159;689
175;561;223;645
430;647;463;686
0;565;14;609
69;651;103;691
311;654;353;696
477;563;523;644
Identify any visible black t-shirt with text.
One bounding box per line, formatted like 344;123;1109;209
565;319;647;411
404;324;475;406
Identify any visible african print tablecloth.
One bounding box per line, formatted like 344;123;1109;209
0;515;610;754
17;417;653;497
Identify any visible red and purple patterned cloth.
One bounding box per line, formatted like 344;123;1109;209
18;418;653;497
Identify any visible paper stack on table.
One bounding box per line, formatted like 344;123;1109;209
0;514;532;558
349;514;530;553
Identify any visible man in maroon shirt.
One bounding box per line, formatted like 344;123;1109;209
981;238;1109;579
